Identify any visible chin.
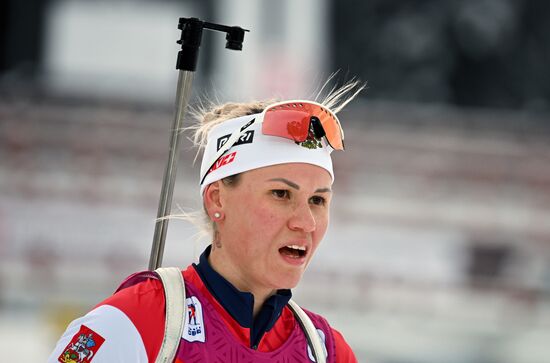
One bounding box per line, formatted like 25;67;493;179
275;273;303;290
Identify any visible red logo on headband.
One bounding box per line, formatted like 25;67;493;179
209;152;237;173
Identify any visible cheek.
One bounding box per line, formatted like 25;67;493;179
313;212;329;245
252;203;280;229
228;198;280;239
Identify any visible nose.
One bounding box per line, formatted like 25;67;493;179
288;201;316;233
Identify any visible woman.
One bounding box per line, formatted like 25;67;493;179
49;85;362;363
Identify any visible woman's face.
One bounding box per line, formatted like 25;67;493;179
214;163;332;293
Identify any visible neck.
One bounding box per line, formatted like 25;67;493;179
209;248;275;318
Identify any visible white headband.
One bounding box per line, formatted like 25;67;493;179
199;113;335;196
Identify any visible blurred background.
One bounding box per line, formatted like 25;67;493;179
1;0;550;362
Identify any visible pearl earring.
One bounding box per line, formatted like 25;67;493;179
214;212;221;219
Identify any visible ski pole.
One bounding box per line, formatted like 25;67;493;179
149;17;249;270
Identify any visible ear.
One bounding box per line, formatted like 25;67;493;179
203;181;223;216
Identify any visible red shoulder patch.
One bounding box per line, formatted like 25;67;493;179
58;325;105;363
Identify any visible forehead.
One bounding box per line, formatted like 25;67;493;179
241;163;333;187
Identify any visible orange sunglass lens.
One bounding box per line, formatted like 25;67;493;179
319;113;343;150
262;109;310;142
262;103;344;149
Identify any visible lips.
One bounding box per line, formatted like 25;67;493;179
279;244;307;258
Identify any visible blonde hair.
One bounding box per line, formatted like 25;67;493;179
172;78;365;242
189;77;365;152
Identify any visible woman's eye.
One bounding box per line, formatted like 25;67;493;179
272;189;290;199
310;196;326;206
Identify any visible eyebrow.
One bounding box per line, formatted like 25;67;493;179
267;178;332;193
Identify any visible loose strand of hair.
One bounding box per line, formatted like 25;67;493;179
320;78;366;114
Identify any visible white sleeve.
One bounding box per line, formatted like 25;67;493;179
47;305;148;363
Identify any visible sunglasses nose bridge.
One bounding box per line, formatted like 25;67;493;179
309;116;326;138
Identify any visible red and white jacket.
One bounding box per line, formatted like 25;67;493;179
48;264;357;363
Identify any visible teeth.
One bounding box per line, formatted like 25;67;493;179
286;245;306;251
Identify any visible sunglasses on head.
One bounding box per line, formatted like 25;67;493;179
201;100;344;185
259;100;345;150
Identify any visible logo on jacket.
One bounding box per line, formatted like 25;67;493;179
307;329;328;362
183;296;206;343
58;325;105;363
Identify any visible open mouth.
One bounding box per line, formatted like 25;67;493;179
279;245;307;258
